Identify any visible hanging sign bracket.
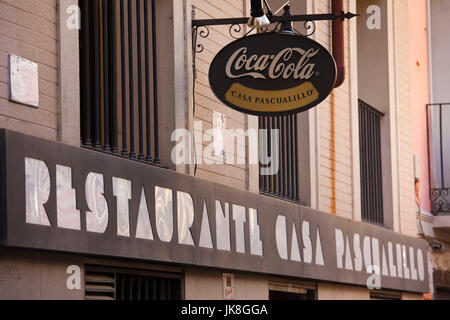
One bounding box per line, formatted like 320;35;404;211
192;11;358;28
191;6;359;116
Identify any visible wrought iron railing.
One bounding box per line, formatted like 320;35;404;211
427;103;450;214
80;0;160;164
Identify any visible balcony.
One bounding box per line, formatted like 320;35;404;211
427;103;450;215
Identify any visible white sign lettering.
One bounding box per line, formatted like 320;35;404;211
21;156;428;291
225;47;319;80
334;228;426;286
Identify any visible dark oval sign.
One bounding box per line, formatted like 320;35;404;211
209;33;337;116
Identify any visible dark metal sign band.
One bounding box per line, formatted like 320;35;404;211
0;130;429;293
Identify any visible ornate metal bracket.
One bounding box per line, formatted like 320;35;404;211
191;9;358;58
191;7;358;79
192;11;358;28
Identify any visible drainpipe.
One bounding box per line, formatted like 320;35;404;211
332;0;345;88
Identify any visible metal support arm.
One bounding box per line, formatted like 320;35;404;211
192;11;358;27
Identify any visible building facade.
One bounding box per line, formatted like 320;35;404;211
0;0;436;300
416;0;450;300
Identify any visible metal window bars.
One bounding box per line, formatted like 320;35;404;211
84;265;182;300
80;0;160;165
259;115;300;203
358;99;384;226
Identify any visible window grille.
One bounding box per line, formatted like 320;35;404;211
80;0;160;164
359;99;384;226
259;115;300;203
85;265;182;300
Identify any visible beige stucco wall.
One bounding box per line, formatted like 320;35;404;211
317;282;422;300
0;248;84;300
185;269;424;300
184;267;269;300
191;0;249;191
402;292;424;300
314;0;355;220
0;247;426;300
58;0;80;147
317;282;370;300
0;0;59;141
393;0;416;238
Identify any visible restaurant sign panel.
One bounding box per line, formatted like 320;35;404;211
0;130;429;293
209;33;337;116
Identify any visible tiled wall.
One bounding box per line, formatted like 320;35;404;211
315;0;354;220
192;0;248;190
0;0;58;141
394;0;416;237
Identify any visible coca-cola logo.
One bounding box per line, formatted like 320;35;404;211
225;47;319;80
209;33;337;116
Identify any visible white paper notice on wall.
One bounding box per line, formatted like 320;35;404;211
9;54;39;108
213;111;226;158
222;273;235;300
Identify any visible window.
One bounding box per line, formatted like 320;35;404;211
259;115;300;203
85;264;183;300
359;99;384;226
435;288;450;300
369;290;401;300
79;0;160;164
433;270;450;300
268;280;316;300
427;103;450;214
